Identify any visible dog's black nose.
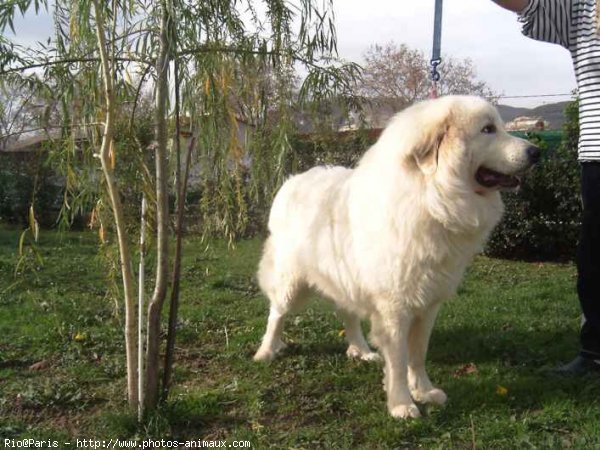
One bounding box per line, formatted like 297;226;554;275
527;146;541;164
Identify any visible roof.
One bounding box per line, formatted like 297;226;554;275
2;130;61;153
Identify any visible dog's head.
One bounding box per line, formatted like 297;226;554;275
364;96;539;231
393;95;540;195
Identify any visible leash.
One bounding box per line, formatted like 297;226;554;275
430;0;443;99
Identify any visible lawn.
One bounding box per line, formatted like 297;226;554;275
1;227;599;449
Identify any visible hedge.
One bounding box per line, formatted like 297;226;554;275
0;150;63;227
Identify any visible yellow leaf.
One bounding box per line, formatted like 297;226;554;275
28;205;36;230
338;329;345;337
18;230;27;257
124;69;133;87
99;223;106;244
74;332;86;342
28;206;39;242
69;6;79;39
88;207;97;229
109;140;116;170
496;385;508;396
221;69;228;91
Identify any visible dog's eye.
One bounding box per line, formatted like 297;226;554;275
481;124;497;134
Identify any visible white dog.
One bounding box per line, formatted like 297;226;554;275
253;96;539;419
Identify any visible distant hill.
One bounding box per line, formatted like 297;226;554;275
292;99;572;134
497;101;570;130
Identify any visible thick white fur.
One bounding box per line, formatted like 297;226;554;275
253;96;535;419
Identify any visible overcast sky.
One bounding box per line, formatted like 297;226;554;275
5;0;576;108
335;0;575;107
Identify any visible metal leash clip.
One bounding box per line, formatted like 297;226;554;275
430;58;442;83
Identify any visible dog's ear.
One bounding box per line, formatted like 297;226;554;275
412;124;448;176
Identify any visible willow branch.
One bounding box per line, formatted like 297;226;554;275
0;56;150;76
0;43;334;77
176;45;324;69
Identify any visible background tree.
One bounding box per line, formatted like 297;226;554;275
0;78;51;151
357;41;497;110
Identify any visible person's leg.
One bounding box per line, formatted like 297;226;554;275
556;162;600;373
576;162;600;359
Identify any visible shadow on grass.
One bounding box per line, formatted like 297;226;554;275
283;341;347;359
429;325;577;367
102;391;248;441
426;325;600;419
254;325;600;416
264;323;576;369
162;392;248;440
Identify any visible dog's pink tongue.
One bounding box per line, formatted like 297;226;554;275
476;167;518;188
478;169;499;186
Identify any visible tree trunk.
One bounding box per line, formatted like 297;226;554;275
138;196;147;420
92;0;138;408
162;133;195;400
144;0;172;410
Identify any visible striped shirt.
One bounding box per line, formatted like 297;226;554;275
520;0;600;160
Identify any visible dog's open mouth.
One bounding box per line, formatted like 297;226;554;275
475;167;520;189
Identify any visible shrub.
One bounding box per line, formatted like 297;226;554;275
0;150;63;227
290;128;380;172
486;101;581;261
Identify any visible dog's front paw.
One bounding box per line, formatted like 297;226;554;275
346;345;381;362
360;351;382;362
389;403;421;419
412;388;447;405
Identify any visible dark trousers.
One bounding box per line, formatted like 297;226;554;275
577;162;600;358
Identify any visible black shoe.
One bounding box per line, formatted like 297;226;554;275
552;355;600;375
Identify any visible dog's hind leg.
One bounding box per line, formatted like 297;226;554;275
338;309;380;362
254;304;289;362
407;304;447;406
254;238;305;362
254;278;309;362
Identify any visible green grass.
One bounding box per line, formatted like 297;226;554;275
1;227;599;449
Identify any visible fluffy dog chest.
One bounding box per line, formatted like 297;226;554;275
401;252;471;308
366;226;489;310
